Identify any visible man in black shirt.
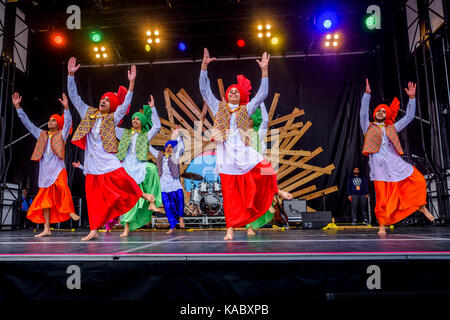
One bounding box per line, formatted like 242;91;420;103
347;167;369;225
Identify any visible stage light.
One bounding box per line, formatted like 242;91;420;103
365;16;376;28
178;42;186;51
147;38;153;44
90;31;102;43
95;53;100;58
145;44;151;52
94;47;99;52
53;35;64;45
271;37;279;45
237;39;245;47
101;46;105;52
317;11;338;32
258;32;263;38
257;25;263;30
266;32;271;37
146;30;151;36
155;38;160;43
154;30;160;36
266;24;271;30
365;5;381;30
103;53;107;58
323;32;340;48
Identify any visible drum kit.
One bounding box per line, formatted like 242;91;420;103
182;172;223;216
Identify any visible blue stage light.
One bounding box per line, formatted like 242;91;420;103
178;42;186;51
317;11;338;32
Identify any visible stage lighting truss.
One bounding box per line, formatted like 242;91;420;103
93;45;108;59
146;29;161;50
324;32;340;48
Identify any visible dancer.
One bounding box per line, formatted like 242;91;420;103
12;92;80;237
199;48;291;240
361;79;434;235
149;129;185;234
116;96;163;237
67;57;153;241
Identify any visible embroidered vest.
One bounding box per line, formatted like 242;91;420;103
211;101;252;146
31;131;65;161
362;123;404;156
116;129;149;161
72;107;118;153
156;151;180;178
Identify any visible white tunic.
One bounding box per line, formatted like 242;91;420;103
199;70;267;175
360;92;415;182
16;108;72;188
258;102;269;155
149;136;184;193
67;75;132;175
115;107;161;184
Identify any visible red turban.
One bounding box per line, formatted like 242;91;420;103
50;113;73;134
373;97;400;125
225;75;252;105
100;85;129;113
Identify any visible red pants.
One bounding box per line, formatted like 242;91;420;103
85;168;142;230
220;160;279;228
374;166;427;226
27;169;75;224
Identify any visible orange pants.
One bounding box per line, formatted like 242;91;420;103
374;166;427;226
27;169;75;224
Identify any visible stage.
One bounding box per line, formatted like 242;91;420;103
1;225;450;306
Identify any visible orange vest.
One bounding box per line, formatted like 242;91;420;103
212;101;251;146
72;107;118;153
31;130;65;161
362;123;404;156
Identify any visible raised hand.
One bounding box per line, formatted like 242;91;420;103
68;57;80;75
201;48;216;70
58;93;69;110
365;78;371;94
128;65;137;82
148;94;155;107
12;92;22;109
256;52;270;70
72;161;81;168
404;81;416;99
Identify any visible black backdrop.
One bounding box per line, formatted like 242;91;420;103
9;52;401;221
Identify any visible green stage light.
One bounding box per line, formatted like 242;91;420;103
365;16;376;28
90;31;103;43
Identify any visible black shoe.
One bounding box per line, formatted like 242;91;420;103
363;220;369;225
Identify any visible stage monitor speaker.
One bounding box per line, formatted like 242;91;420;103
301;211;332;229
283;199;307;217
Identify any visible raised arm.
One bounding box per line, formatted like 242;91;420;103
67;57;89;118
58;93;72;141
247;52;270;115
12;93;42;139
114;65;136;125
146;95;161;141
199;48;220;115
395;82;417;132
258;103;269;154
360;78;371;134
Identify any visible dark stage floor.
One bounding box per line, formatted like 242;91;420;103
1;225;450;260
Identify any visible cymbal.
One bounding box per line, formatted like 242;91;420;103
181;172;204;181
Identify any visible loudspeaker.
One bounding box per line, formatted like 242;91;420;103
301;211;332;229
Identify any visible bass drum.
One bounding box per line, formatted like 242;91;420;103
199;193;222;216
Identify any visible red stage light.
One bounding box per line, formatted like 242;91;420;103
237;39;245;47
52;33;65;46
